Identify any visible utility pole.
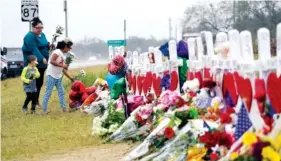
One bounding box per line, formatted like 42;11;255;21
169;18;172;40
64;0;68;37
124;19;127;51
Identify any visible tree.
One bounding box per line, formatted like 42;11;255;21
183;1;234;34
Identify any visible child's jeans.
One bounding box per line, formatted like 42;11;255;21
42;75;66;112
23;92;37;111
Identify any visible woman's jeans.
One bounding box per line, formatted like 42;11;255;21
42;75;66;112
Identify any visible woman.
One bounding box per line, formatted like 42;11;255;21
22;17;51;107
42;39;74;114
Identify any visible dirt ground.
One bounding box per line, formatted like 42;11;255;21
39;143;136;161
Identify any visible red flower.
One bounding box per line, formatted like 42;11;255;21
146;93;154;103
188;92;197;98
210;152;220;161
135;114;146;125
199;132;218;148
175;96;185;108
164;127;175;139
226;107;235;114
219;112;232;124
218;132;234;149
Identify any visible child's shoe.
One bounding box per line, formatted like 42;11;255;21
62;108;69;113
22;108;28;114
30;110;36;114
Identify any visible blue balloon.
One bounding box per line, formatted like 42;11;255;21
106;72;123;90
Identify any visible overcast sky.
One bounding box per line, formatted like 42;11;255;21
0;0;199;47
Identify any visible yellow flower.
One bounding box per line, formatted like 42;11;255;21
262;146;281;161
213;103;219;111
230;152;239;160
242;132;258;146
263;137;281;150
276;135;281;150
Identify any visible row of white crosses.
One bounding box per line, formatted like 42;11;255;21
186;24;281;160
126;41;181;96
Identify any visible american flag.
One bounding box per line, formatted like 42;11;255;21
234;102;252;140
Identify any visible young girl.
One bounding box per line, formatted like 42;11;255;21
21;55;40;114
42;38;74;114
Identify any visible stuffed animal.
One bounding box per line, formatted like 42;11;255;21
182;78;200;93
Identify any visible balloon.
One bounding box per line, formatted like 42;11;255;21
106;72;123;90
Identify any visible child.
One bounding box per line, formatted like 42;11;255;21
42;39;75;114
21;55;40;114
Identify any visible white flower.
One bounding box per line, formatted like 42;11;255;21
80;70;86;76
101;111;109;121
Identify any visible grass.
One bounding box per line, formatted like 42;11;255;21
1;65;108;161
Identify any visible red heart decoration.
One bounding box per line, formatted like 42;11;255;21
203;68;212;80
194;72;202;88
234;72;253;111
267;72;281;114
137;76;145;95
152;74;162;97
169;71;179;91
132;75;137;94
254;78;266;113
186;71;194;81
222;72;238;105
143;72;153;95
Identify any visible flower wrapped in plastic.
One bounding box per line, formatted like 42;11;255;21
108;103;155;142
124;106;201;160
49;25;64;54
83;99;108;116
92;101;125;137
65;51;77;65
140;120;200;161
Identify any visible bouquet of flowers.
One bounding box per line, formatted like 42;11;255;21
108;103;155;142
49;25;64;54
229;132;281;161
65;51;77;65
92;101;125;137
124;105;199;160
140;120;199;161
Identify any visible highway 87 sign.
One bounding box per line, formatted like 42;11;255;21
21;0;39;22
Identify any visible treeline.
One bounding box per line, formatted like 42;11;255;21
72;36;168;59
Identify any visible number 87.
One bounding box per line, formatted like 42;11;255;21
23;7;37;17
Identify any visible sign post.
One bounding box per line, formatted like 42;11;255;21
21;0;39;31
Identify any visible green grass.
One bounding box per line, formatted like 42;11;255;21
1;65;107;161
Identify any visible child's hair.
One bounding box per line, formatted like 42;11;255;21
56;38;73;49
28;55;37;63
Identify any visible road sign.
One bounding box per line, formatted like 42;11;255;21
21;0;39;22
107;40;126;47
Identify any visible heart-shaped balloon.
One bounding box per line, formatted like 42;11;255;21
153;74;162;98
234;72;253;111
222;72;238;106
267;72;281;114
169;71;179;91
254;78;266;113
